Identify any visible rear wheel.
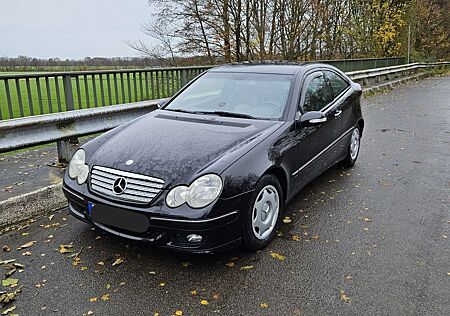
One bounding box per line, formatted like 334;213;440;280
242;175;283;251
343;126;361;168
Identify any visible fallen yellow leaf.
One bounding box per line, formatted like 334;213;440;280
260;303;269;308
1;306;16;315
17;241;36;250
225;262;235;267
175;310;183;316
240;265;254;270
190;290;197;295
159;282;165;287
101;293;110;301
270;252;286;261
339;289;350;303
213;293;220;300
59;244;73;254
89;297;97;302
112;258;124;266
282;217;292;224
363;217;372;223
200;300;209;305
292;235;301;241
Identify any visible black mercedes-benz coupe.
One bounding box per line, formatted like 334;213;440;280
63;62;364;253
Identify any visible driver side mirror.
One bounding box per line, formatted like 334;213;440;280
297;111;327;127
157;98;170;108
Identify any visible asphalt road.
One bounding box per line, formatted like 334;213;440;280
0;76;449;316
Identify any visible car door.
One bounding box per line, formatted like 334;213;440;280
323;69;353;155
293;71;342;189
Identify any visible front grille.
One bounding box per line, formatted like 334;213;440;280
90;166;165;204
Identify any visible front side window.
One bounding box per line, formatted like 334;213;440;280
165;72;293;120
302;75;333;112
324;70;349;98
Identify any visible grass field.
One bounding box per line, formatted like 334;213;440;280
0;70;197;120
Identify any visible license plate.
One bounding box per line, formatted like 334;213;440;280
91;204;149;233
87;202;95;216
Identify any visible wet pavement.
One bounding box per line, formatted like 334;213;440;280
0;76;449;315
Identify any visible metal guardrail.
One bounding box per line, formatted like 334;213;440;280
0;58;404;121
0;62;448;163
0;66;210;121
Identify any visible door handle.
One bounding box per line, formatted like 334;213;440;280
334;110;342;117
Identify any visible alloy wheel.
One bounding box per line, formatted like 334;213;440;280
252;185;280;240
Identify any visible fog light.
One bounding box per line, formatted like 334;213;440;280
186;234;203;243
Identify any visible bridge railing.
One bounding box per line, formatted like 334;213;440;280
0;57;405;121
0;66;210;120
1;61;448;163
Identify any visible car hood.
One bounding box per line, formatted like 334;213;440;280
84;110;283;188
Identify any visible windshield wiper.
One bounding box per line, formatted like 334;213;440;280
165;109;257;119
164;109;204;115
205;111;257;119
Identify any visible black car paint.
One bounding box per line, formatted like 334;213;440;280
63;63;364;253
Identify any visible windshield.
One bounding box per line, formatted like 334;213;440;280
164;72;293;120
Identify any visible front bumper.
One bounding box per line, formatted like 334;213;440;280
63;184;249;253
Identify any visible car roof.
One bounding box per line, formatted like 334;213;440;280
209;62;329;75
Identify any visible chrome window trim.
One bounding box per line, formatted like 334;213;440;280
292;127;354;176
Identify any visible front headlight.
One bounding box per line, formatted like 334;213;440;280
166;174;223;209
68;149;89;185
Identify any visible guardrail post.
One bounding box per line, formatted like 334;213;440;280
63;75;75;111
181;70;187;87
57;137;79;164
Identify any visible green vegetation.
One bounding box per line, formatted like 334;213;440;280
0;72;184;120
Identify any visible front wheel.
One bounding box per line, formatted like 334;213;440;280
343;126;361;168
242;174;283;251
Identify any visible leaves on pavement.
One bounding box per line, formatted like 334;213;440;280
1;279;18;287
16;241;35;250
240;265;254;271
260;303;269;308
339;289;351;303
0;260;15;266
270;252;286;261
59;244;73;254
1;306;16;315
282;217;292;224
100;293;110;301
111;258;124;266
0;287;21;304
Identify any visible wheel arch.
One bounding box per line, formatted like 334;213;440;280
263;166;288;203
357;119;365;136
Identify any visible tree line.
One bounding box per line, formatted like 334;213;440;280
130;0;449;65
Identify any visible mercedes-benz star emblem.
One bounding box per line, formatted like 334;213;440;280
112;177;127;195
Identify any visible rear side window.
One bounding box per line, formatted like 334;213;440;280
303;75;333;112
324;70;349;98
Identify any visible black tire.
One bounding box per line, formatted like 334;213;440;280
242;174;283;251
343;126;361;168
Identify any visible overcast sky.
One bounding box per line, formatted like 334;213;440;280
0;0;156;59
